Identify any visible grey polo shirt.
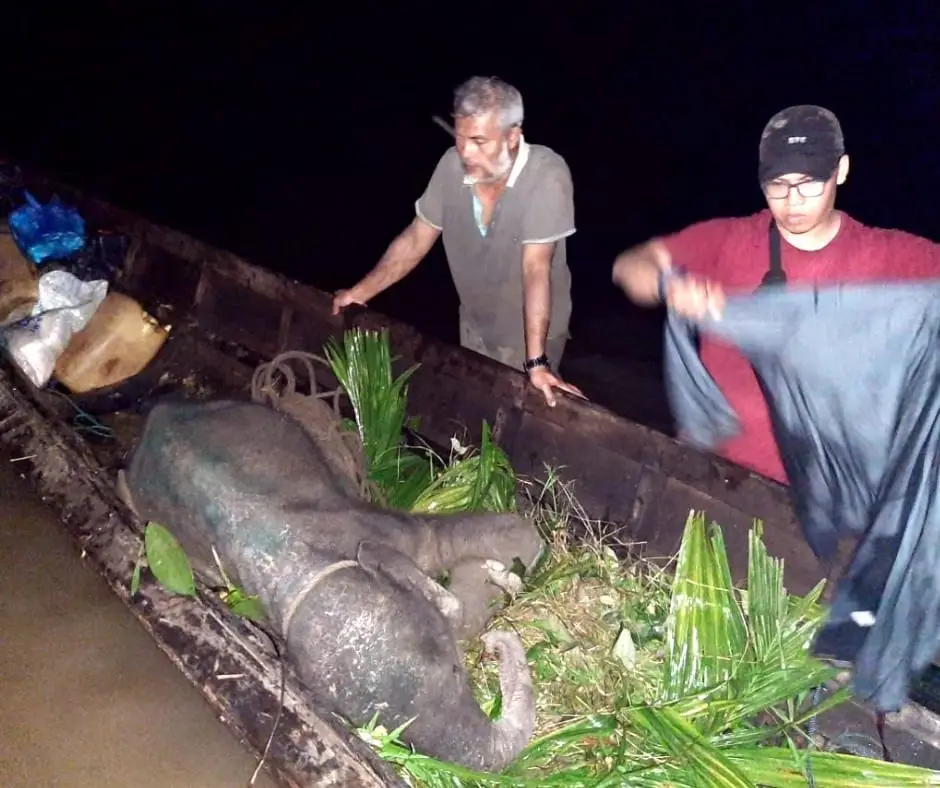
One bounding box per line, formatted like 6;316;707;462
414;138;575;348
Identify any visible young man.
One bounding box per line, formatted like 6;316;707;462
332;75;584;407
612;104;940;483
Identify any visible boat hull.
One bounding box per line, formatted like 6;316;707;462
3;164;940;780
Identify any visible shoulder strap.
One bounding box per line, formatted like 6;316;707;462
759;220;788;288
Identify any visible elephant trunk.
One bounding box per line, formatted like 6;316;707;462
418;629;535;773
477;629;536;771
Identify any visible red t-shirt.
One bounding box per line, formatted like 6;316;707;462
661;209;940;484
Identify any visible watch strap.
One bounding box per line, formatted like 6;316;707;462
523;354;550;373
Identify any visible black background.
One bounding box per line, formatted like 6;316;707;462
2;1;937;369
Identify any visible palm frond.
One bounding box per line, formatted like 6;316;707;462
324;328;431;508
660;512;748;703
410;423;517;514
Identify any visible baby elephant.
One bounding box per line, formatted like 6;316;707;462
119;398;544;772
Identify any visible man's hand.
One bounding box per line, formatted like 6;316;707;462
528;366;586;408
664;276;725;321
331;219;440;317
331;288;367;316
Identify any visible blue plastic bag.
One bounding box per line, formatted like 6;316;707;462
9;192;86;264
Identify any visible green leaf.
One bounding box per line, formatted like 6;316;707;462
324;328;446;511
144;521;196;597
517;714;618;764
409;422;516;515
325;328;517;515
130;557;142;597
485;688;503;720
529;614;575;648
226;590;266;622
725;746;940;787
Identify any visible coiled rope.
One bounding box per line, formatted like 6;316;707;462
249;350;369;498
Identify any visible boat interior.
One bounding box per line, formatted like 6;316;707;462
4;166;940;780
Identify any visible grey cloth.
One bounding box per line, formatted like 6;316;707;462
663;279;940;713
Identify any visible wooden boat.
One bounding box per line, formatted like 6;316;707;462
3;164;940;784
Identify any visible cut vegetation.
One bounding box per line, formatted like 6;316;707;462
332;328;940;788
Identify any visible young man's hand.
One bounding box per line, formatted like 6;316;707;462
664;276;725;320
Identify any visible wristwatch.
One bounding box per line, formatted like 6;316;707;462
523;354;550;373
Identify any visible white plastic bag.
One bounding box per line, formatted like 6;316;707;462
3;270;108;387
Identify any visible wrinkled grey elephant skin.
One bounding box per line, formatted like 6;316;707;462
120;399;544;772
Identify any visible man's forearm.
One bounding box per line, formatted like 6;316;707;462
612;240;670;306
353;226;428;302
523;266;551;361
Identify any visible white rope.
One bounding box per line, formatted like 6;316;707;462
279;559;359;639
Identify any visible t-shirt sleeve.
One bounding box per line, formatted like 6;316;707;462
415;150;457;230
659;218;733;279
884;228;940;278
521;159;576;245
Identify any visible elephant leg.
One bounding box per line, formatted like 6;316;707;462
356;540;465;630
446;558;522;641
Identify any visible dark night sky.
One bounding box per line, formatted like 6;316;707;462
2;2;938;362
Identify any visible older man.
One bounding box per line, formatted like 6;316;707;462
332;75;583;407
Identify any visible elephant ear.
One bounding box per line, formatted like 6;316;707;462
355;541;418;584
355;540;466;627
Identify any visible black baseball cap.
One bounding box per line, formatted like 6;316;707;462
758;105;845;183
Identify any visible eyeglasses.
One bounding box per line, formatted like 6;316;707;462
764;179;827;200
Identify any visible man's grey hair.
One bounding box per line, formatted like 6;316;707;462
453;76;524;130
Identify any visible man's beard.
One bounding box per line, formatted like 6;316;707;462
465;140;514;185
